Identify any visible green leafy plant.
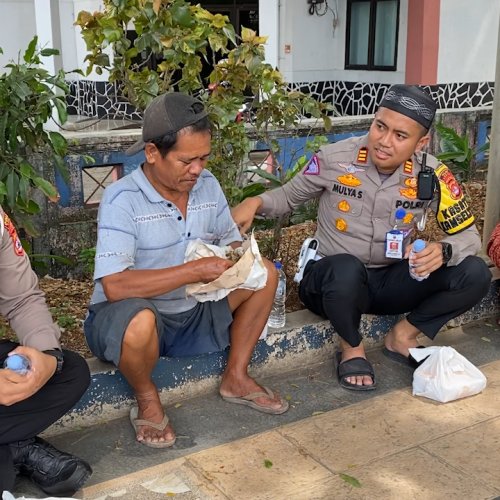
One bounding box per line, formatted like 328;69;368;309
435;121;489;181
75;0;333;209
78;246;96;277
49;305;77;329
339;472;361;488
75;0;334;260
0;36;71;234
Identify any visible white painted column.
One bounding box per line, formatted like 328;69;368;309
34;0;63;130
483;18;500;250
259;0;280;69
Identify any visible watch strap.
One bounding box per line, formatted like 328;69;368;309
441;242;453;264
43;349;64;374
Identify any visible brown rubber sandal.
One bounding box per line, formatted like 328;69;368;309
129;406;176;448
220;386;289;415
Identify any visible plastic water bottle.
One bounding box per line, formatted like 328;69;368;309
409;239;429;281
268;261;286;328
3;353;31;374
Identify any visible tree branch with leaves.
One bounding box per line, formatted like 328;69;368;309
0;36;70;234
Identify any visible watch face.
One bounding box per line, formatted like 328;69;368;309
442;243;452;262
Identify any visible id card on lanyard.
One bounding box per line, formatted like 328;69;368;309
385;230;404;259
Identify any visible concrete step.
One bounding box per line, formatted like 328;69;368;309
49;272;500;434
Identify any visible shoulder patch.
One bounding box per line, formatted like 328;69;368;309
403;159;413;175
303;155;320;175
435;164;474;234
3;214;24;256
356;147;368;164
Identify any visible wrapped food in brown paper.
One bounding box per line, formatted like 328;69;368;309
185;233;267;302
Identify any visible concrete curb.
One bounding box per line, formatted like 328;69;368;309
48;273;500;435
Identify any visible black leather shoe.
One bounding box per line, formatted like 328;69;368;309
10;436;92;497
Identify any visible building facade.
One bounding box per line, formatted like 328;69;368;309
0;0;497;118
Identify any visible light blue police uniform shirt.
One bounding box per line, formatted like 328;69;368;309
90;166;242;314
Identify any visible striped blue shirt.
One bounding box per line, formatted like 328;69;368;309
90;166;242;313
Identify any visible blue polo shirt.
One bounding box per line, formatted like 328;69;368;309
90;166;242;313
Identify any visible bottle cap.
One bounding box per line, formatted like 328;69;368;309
4;354;30;373
274;261;282;270
413;239;426;252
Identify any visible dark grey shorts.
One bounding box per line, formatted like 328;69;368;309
84;298;233;366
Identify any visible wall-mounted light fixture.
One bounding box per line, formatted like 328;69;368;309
307;0;326;16
307;0;339;38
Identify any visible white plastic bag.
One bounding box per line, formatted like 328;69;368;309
184;233;267;302
410;346;487;403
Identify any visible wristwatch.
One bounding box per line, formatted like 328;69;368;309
441;242;453;265
43;349;64;374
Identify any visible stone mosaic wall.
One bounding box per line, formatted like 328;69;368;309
67;79;495;119
288;81;495;115
67;80;142;120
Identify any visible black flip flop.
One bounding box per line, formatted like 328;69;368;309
335;351;377;392
382;346;428;369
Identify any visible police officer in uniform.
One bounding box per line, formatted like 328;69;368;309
0;208;92;495
232;84;491;391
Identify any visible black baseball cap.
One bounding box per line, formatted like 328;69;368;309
379;84;437;130
126;92;208;156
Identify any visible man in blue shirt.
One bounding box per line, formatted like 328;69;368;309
85;93;288;449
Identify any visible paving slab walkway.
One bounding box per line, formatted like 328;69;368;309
12;316;500;500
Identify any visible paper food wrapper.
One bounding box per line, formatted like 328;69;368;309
185;233;268;302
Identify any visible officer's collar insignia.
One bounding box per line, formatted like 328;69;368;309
403;159;413;174
303;154;320;175
356;147;368;164
339;162;364;174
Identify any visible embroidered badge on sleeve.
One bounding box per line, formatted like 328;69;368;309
3;214;24;256
435;163;474;234
303;154;320;175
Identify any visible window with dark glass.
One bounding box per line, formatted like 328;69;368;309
200;1;259;35
345;0;399;71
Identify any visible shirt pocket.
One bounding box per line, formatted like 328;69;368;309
327;196;364;235
389;198;426;238
189;231;215;243
331;197;364;218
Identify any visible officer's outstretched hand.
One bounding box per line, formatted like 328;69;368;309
0;346;57;405
231;197;263;234
405;241;445;278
